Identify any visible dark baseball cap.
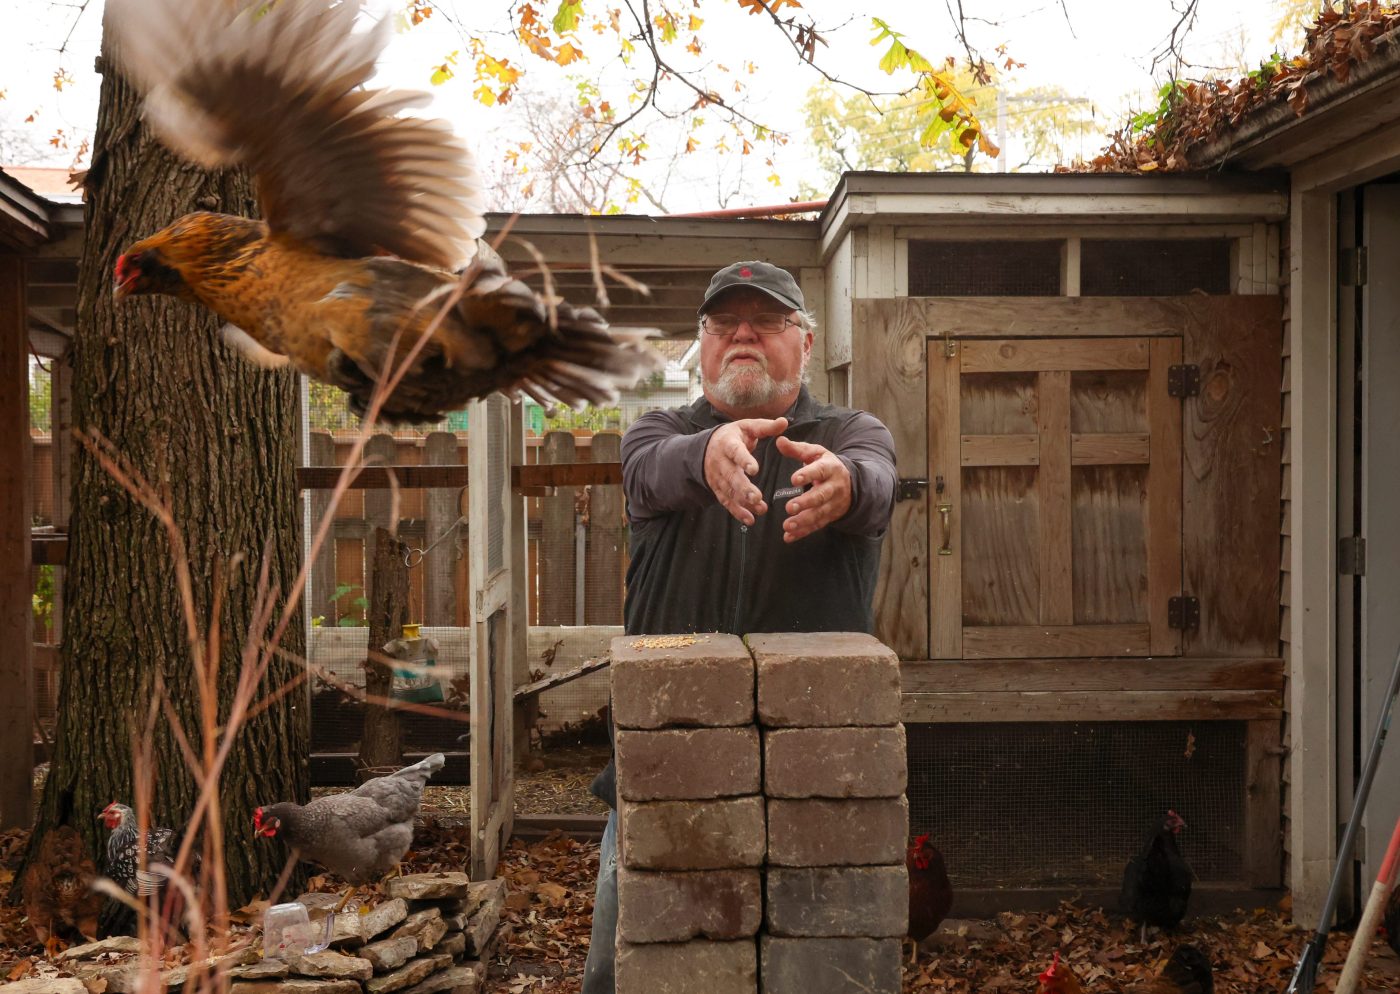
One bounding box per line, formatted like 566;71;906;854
698;261;804;314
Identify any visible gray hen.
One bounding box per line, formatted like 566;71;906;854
255;753;444;909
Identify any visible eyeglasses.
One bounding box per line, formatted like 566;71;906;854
701;312;801;336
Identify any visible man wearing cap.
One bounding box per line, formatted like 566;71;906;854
580;261;896;993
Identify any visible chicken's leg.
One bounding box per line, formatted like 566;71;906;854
332;885;361;914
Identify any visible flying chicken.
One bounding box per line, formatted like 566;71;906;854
104;0;661;423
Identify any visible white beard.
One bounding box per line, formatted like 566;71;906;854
703;352;806;410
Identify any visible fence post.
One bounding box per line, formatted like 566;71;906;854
424;431;460;627
364;433;399;534
360;527;407;778
307;430;336;626
539;430;577;625
587;431;624;625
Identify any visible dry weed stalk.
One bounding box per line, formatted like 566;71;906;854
68;254;486;992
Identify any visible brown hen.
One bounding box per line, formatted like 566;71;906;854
21;826;102;958
104;0;660;423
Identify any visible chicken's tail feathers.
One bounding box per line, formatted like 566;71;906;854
507;309;666;411
443;258;666;411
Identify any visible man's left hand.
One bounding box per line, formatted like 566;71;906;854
776;436;852;543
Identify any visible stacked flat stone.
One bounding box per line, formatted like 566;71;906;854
57;872;505;994
753;632;908;994
611;634;763;994
611;631;908;994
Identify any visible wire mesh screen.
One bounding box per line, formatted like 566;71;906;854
28;358;55;529
1080;239;1232;296
29;356;61;738
307;625;472;750
906;720;1246;888
525;424;627;741
302;382;473;780
909;241;1063;296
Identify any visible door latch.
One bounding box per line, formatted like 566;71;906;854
895;478;928;502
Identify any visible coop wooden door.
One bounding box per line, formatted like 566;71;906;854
928;337;1183;659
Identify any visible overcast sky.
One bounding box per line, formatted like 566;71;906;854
0;0;1298;211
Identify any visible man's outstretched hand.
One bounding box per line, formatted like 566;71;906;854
777;435;852;542
704;417;789;526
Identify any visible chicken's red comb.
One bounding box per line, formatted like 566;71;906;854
253;807;264;831
912;833;930;847
1038;951;1061;981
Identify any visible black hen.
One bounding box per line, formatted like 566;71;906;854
906;834;953;964
1121;809;1192;942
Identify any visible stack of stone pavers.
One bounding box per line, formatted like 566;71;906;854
610;631;908;994
50;872;505;994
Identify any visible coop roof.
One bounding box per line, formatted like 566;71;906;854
1079;6;1400;173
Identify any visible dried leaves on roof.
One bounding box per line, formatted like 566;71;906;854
1071;2;1400;173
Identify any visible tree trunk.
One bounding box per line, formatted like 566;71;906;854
24;30;308;912
360;528;407;779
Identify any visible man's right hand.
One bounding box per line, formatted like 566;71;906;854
703;417;788;526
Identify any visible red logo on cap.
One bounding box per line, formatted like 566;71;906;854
739;267;753;277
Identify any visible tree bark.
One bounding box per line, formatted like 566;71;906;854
24;31;308;911
360;528;407;780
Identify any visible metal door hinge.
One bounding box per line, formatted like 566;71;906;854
1339;535;1366;576
1168;595;1200;630
1340;246;1368;287
896;478;929;502
1167;364;1201;398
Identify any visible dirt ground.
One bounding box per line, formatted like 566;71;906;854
8;747;1400;992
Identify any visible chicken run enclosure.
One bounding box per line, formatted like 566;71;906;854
15;179;1301;907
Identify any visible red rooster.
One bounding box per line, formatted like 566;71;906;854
104;0;660;424
1037;951;1084;994
906;833;952;965
1038;946;1213;994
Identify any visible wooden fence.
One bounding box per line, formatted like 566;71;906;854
27;428;629;749
303;428;627;629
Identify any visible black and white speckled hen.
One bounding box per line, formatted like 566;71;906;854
98;802;185;900
97;801;199;937
255;753;444;911
102;0;662;424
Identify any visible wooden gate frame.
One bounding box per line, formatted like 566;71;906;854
467;396;522;880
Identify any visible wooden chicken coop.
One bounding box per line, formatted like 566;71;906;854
485;184;1288;907
825;173;1287;908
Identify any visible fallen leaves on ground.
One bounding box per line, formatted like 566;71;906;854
6;819;1400;994
908;901;1400;993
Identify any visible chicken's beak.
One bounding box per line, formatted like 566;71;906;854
113;276;138;300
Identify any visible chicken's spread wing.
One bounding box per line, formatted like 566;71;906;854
104;0;485;270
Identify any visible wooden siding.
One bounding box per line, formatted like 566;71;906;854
856;294;1282;664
